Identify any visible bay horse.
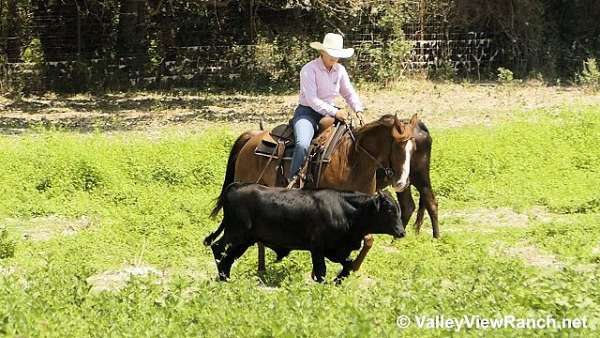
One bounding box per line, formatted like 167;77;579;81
376;120;439;238
208;114;419;273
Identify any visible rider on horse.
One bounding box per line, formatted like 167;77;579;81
288;33;366;184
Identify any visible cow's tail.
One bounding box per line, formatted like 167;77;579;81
210;131;254;219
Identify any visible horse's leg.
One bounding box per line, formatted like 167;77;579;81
413;176;439;238
396;186;416;229
414;193;426;234
422;186;439;238
352;235;374;271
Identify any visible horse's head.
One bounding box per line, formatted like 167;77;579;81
389;113;418;192
354;113;419;192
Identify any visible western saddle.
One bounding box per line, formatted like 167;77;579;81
254;116;348;188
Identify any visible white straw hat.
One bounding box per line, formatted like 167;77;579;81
309;33;354;58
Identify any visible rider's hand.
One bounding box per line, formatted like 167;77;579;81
355;111;365;126
335;109;348;122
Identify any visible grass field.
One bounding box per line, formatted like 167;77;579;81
0;89;599;336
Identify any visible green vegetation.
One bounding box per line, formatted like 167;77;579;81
579;58;600;91
497;67;515;84
0;106;599;336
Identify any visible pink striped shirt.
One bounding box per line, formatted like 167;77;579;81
298;57;364;117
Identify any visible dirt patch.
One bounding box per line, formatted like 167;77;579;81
490;241;563;269
445;207;557;232
0;266;15;276
1;216;94;241
379;244;400;254
592;244;600;256
258;285;280;292
356;276;377;289
2;81;599;131
362;81;600;128
86;264;166;293
506;245;563;269
573;264;597;273
447;207;530;229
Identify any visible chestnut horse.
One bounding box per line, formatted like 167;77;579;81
209;114;419;273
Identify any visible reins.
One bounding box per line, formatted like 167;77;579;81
346;121;413;180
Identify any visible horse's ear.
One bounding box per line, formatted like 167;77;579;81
391;121;404;141
410;113;418;128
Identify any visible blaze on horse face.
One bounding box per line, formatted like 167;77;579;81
390;114;419;192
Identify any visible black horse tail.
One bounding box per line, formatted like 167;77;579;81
210;131;254;219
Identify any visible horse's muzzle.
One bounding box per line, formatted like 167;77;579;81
393;180;410;192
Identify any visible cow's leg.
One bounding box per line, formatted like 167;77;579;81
310;251;327;283
217;241;253;281
210;237;228;279
334;257;354;284
257;243;266;273
352;235;374;271
397;186;416;228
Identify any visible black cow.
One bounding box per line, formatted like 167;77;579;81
204;182;405;283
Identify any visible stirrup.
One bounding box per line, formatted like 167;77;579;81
286;175;299;189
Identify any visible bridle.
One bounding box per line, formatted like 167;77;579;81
347;121;414;180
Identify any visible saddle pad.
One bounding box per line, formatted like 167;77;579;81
255;141;294;160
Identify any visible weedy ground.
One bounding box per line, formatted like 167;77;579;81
0;82;599;337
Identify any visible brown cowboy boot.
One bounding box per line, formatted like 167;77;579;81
287;155;311;189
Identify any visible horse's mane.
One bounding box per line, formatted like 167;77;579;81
333;115;396;170
354;114;396;136
354;114;413;142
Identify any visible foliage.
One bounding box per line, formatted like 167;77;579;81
497;67;515;84
21;38;44;65
250;36;312;87
14;37;46;95
428;60;457;82
146;39;162;76
1;1;600;91
351;1;413;86
0;227;16;259
578;58;600;91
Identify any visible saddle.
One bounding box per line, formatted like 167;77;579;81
254;116;348;187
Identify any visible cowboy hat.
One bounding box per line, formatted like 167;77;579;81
309;33;354;59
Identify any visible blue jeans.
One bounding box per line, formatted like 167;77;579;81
288;105;321;179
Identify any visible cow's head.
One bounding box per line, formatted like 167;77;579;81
369;191;405;238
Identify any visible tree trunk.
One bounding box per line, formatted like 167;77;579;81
117;0;139;58
151;0;176;61
117;0;148;84
6;0;20;62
